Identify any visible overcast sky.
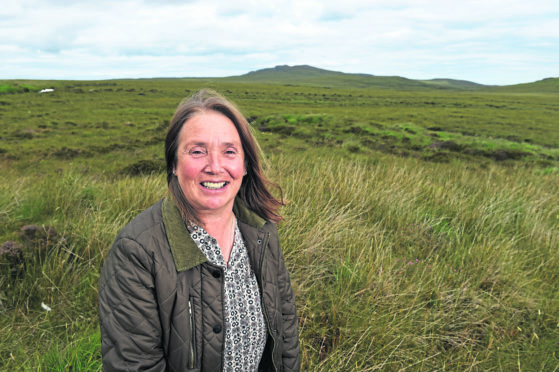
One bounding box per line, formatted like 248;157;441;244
1;0;557;85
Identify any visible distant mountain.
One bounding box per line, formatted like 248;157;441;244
224;65;486;90
223;65;558;92
488;77;559;93
242;65;345;79
420;78;487;89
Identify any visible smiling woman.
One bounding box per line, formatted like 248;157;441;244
165;90;285;228
173;111;247;260
98;89;300;371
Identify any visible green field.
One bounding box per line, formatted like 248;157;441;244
1;69;558;370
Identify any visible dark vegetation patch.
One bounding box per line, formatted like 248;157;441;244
427;126;443;132
86;143;124;155
0;241;24;278
423;152;452;163
343;126;367;135
347;144;361;153
491;149;530;161
52;147;92;159
257;114;330;138
20;225;59;258
429;141;463;152
1;225;63;279
143;136;164;146
122;159;165;176
12;128;37;139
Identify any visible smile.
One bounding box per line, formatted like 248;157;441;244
201;181;227;190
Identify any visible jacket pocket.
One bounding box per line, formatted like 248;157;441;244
188;297;197;369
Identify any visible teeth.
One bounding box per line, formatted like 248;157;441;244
202;181;226;189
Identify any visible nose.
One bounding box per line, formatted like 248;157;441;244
204;151;222;174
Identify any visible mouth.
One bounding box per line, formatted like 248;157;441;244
201;181;228;190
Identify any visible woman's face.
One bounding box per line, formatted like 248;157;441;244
175;111;245;219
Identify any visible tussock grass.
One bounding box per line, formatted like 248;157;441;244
0;78;558;370
1;155;557;370
0;172;165;370
270;155;558;370
1;153;558;370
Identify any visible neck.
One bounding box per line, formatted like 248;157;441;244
198;211;234;234
199;211;236;264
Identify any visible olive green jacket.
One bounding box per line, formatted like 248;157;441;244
98;197;300;371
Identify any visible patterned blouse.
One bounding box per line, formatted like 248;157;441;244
188;221;268;372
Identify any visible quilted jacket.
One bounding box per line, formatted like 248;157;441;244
98;197;300;371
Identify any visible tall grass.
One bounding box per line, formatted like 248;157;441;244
271;154;558;370
1;154;557;370
0;170;165;370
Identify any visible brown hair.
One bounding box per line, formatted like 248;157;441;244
165;89;284;225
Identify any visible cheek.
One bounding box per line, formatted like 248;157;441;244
230;160;246;179
177;159;201;181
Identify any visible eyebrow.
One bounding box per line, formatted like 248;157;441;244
184;141;242;148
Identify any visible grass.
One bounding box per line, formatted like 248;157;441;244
1;170;165;370
0;83;39;94
39;330;102;371
0;77;558;370
277;155;558;370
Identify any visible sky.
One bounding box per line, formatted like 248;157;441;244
1;0;557;85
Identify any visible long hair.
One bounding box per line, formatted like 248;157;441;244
164;89;284;225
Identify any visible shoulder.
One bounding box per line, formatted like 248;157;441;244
115;199;165;245
105;199;171;269
100;199;169;290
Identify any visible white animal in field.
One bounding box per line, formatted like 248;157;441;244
39;88;54;93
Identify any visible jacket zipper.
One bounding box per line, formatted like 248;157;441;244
188;298;195;369
259;232;279;371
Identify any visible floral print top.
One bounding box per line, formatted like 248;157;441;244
188;221;267;372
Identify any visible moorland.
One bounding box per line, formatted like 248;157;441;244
1;65;558;370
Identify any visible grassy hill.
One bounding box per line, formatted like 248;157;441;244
226;65;559;93
419;78;487;89
225;65;484;90
489;77;559;93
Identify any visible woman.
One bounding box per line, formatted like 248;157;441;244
98;90;300;371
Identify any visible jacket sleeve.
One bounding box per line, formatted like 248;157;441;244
274;230;301;371
98;237;166;372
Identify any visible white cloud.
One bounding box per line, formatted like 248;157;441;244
0;0;557;84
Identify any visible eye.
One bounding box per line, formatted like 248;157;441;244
224;147;239;156
188;147;206;156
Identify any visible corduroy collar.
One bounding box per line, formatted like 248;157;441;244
161;196;266;272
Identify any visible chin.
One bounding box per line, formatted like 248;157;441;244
198;199;234;212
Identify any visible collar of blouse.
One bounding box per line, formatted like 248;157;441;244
161;196;266;272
